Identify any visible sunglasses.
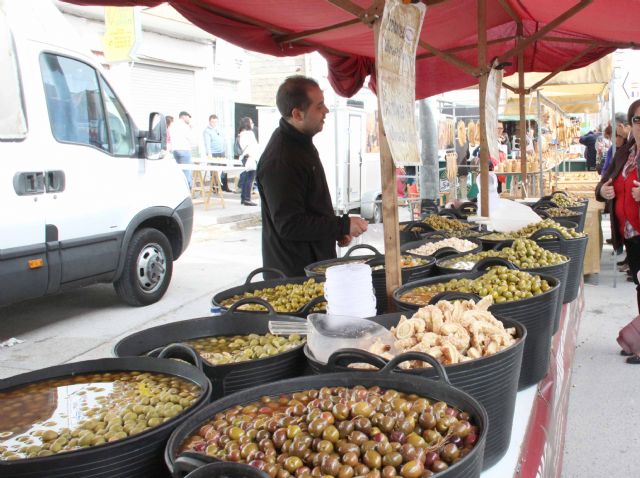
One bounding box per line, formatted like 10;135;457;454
632;116;640;124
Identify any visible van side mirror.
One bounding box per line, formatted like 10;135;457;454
145;112;167;160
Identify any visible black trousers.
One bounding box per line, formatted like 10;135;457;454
624;235;640;314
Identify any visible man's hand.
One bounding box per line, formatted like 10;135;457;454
632;180;640;202
349;217;368;237
337;235;352;247
601;178;615;200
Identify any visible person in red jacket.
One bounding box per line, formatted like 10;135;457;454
596;98;640;364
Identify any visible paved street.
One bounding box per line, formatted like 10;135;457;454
1;201;639;477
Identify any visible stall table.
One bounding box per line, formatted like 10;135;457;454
180;163;245;208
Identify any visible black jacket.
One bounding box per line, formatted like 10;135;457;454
256;118;350;277
579;131;599;168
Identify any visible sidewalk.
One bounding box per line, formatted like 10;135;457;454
191;190;262;236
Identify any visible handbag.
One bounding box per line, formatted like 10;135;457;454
617;315;640;355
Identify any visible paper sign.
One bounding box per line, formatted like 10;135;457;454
485;62;503;162
376;0;426;166
103;7;140;63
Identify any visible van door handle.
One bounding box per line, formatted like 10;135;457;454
45;170;66;193
13;172;45;195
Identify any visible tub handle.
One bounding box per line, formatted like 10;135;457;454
380;352;451;385
173;452;215;477
473;256;517;271
227;297;277;316
245;267;286;284
158;343;203;371
431;246;460;259
530;227;565;242
298;295;326;316
326;348;389;371
344;243;382;258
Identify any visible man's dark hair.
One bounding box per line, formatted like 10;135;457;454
209;114;218;121
179;111;191;118
276;75;320;118
615;111;628;126
627;100;640;126
239;117;253;131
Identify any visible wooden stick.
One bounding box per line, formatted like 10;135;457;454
518;23;527;189
529;43;599;91
275;19;362;44
416;36;516;60
373;10;402;312
478;0;489;217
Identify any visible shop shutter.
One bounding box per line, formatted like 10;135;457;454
128;63;196;127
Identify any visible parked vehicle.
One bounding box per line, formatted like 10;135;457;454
0;0;193;307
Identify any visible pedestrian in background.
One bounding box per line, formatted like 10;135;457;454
203;114;231;191
602;112;630;176
237;117;259;206
165;115;174;152
596;99;640;364
580;127;601;171
171;111;196;188
257;75;368;277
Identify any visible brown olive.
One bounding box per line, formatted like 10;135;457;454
400;460;424;478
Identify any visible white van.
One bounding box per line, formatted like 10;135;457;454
0;0;193;307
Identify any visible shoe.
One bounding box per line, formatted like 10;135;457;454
222;188;232;193
620;349;634;356
234;190;241;194
617;258;628;266
607;238;613;245
242;201;257;206
619;264;630;272
626;355;640;364
627;276;634;282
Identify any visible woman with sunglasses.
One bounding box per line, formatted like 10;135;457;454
596;99;640;364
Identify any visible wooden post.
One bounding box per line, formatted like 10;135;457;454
518;23;528;192
477;0;489;216
374;13;401;311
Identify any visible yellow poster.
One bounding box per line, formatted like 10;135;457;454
103;7;139;63
376;0;426;166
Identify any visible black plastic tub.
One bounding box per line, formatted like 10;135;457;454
533;201;584;233
114;298;307;400
165;353;488;478
478;219;579;252
304;312;526;469
529;228;588;304
0;355;211;478
305;244;435;314
211;268;325;318
392;263;560;389
401;235;483;262
436;249;570;333
399;220;436;244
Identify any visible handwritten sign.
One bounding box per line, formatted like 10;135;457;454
103;7;140;63
485;62;503;163
376;0;426;166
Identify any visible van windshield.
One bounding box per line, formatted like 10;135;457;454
0;8;28;140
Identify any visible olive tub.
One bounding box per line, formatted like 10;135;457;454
0;355;211;478
165;353;488;478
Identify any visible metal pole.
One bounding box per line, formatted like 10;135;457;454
537;90;544;195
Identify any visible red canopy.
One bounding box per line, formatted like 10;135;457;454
64;0;632;98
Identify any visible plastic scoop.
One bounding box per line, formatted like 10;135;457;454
270;313;397;364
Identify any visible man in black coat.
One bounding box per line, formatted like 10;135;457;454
579;129;601;171
256;76;369;278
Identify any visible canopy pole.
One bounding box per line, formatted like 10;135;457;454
373;7;401;311
537;90;544;195
478;0;489;216
518;23;528;192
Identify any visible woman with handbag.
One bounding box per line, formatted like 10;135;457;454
237;117;259;206
596;99;640;364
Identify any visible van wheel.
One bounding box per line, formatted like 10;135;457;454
371;202;383;224
114;228;173;306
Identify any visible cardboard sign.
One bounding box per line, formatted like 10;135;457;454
485;62;503;163
103;7;140;63
376;0;426;166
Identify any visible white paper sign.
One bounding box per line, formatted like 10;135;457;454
376;0;426;166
